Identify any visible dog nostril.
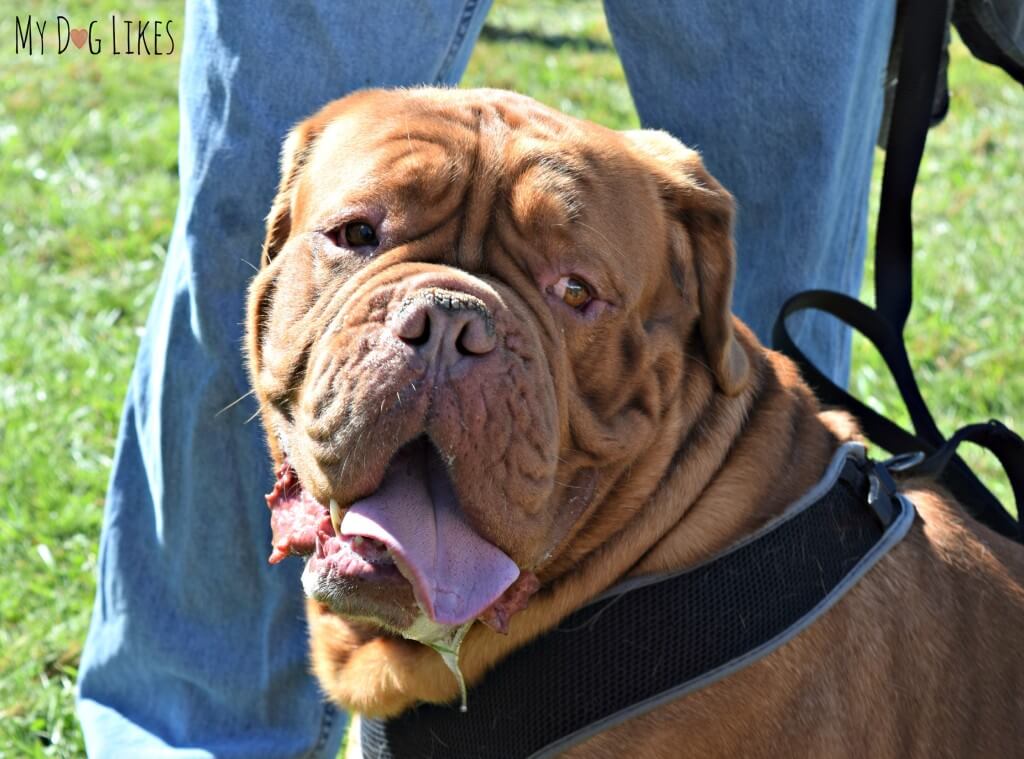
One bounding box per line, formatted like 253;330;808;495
454;326;473;356
455;320;496;356
399;311;431;347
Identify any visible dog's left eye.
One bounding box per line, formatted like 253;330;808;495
551;276;593;310
342;221;379;248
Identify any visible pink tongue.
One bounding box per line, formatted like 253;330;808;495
339;440;521;626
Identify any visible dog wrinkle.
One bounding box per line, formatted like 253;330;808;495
507;155;585;234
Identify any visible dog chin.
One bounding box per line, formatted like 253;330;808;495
300;560;480;648
301;563;421;634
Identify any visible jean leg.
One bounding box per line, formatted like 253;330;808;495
604;0;897;385
76;2;492;757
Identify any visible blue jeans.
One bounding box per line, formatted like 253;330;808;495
77;1;896;756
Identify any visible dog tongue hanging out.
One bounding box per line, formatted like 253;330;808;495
266;437;539;639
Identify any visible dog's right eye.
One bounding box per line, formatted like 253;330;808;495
341;221;379;248
327;221;379;249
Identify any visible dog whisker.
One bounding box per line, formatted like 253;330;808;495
553;479;584;489
338;426;366;484
243;404;266;425
215;388;257;417
574;220;619;261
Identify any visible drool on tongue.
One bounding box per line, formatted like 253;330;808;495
339;440;521;627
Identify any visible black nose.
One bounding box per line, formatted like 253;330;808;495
392;288;496;367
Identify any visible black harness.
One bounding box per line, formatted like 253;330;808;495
359;444;917;759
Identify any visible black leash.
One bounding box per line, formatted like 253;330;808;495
772;0;1024;541
361;445;917;759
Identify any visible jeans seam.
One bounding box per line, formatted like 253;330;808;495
308;701;337;759
434;0;482;84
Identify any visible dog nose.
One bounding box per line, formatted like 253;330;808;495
393;288;496;366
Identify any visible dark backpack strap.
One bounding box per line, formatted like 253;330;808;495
771;0;1024;542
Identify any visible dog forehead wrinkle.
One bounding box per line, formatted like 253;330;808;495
310;129;462;224
452;140;495;273
505;146;587;224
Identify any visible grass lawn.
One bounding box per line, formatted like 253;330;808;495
1;1;1021;756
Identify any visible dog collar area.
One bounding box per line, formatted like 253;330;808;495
360;442;917;759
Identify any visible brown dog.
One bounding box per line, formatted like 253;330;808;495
245;88;1024;757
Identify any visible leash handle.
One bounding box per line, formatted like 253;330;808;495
772;294;1024;542
899;421;1024;520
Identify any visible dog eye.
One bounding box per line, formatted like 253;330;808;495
342;221;379;248
552;276;593;310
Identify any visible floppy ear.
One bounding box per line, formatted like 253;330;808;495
622;129;750;396
261;118;325;266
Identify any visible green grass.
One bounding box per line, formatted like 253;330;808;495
1;1;180;756
1;1;1020;756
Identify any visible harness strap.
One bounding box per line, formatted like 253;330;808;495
771;0;1024;542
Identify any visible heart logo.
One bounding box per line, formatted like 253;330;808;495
70;28;87;49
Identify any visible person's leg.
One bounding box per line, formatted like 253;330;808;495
76;2;492;756
604;1;897;385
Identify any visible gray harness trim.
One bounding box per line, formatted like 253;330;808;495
533;443;916;757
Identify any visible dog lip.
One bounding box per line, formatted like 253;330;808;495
264;436;418;565
306;515;405;582
265;460;324;563
264;456;403;569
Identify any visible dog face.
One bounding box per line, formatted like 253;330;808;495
246;88;748;641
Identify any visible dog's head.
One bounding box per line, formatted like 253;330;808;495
245;88;749;642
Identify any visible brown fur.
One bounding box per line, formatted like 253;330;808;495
245;88;1024;757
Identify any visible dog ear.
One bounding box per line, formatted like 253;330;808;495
261;118;325;266
622;129;750;396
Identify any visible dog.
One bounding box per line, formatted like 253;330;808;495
245;88;1024;757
